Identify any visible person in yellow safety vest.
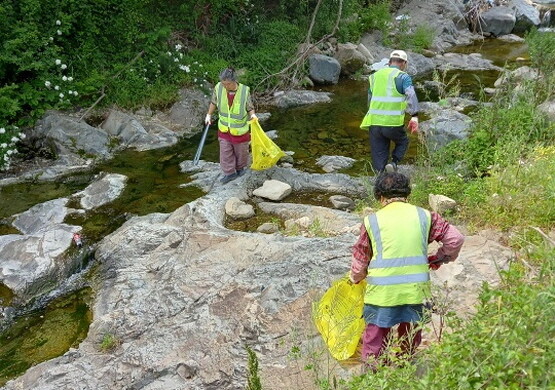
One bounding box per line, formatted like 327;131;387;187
349;172;464;370
360;50;420;174
205;67;257;184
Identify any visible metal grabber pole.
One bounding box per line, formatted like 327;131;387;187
193;123;210;165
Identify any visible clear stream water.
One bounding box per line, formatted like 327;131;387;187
0;39;529;385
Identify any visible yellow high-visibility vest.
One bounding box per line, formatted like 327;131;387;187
360;67;407;129
364;202;431;306
216;82;250;136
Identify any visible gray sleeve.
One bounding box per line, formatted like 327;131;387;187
246;92;254;112
210;87;218;107
405;85;419;116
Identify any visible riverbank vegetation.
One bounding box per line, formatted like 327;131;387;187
0;0;434;170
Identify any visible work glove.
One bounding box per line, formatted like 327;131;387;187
250;113;258;121
408;117;419;134
204;114;212;125
428;255;441;270
428;254;453;270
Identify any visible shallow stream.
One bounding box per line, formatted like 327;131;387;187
0;38;528;385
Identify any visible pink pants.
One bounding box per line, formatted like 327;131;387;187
361;323;422;364
219;138;250;175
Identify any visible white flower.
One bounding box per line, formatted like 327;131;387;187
10;136;18;142
57;29;62;35
54;85;60;90
179;53;183;58
73;91;78;96
59;93;64;98
55;59;61;65
0;128;5;134
68;90;73;95
179;65;190;72
19;133;25;139
173;58;179;62
61;64;67;69
62;76;68;81
68;76;73;81
49;37;54;41
175;44;182;50
167;51;172;56
1;143;7;148
6;149;13;155
45;81;51;87
3;155;8;161
56;20;61;25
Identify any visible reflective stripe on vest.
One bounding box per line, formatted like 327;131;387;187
216;82;249;136
363;202;431;306
360;67;407;128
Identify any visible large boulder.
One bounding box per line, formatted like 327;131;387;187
480;6;517;36
395;0;477;51
268;90;332;109
308;54;341;85
101;110;178;151
420;109;472;151
0;199;81;305
333;43;368;75
509;0;541;32
31;112;111;158
167;87;211;134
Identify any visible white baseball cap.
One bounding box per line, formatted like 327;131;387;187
390;50;408;62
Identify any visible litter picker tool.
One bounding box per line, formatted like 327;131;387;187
193;123;210;166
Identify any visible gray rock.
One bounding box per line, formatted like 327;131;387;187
225;197;255;219
480;6;517;37
253;180;292;201
308;54;341;84
538;100;555;121
433;52;503;71
101;110;178;151
168;87;211;133
269;90;332;109
316;155;356;173
334;43;368;75
12;198;69;234
420;110;472;151
509;0;541;33
77;173;128;210
329;195;356;211
256;222;280;234
429;194;457;214
32;112;111;158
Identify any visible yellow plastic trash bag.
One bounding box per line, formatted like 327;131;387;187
250;119;286;171
313;277;367;361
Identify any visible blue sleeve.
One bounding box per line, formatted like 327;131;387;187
395;73;413;95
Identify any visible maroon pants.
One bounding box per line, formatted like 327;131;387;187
361;323;422;364
219;138;249;175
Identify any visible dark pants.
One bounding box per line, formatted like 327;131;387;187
368;125;409;173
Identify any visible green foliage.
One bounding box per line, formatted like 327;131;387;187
383;16;435;53
98;333;119;352
348;250;555;389
245;345;262;390
340;0;392;42
236;20;302;90
463;146;555;232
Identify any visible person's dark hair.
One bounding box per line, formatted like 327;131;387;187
219;67;237;82
373;172;411;200
389;57;405;66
